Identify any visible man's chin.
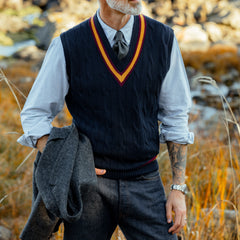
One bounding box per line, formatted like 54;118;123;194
106;0;142;16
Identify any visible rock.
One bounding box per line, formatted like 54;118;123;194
141;1;152;17
0;226;11;240
194;5;207;23
201;208;239;239
32;0;48;7
203;61;216;71
172;12;186;26
189;103;226;138
35;21;56;50
191;82;229;110
0;0;23;10
177;24;210;52
0;15;28;34
13;45;45;61
222;8;240;30
48;0;98;36
172;25;183;37
223;28;240;45
185;66;197;81
228;82;240;112
0;32;13;46
229;82;240;93
202;83;229;97
220;68;240;86
32;0;59;10
151;1;173;20
204;1;216;16
0;39;36;57
204;22;223;42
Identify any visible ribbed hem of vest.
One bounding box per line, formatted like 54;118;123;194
98;160;159;179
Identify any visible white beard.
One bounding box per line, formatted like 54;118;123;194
106;0;142;15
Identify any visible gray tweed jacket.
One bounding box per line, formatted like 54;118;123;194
20;124;97;240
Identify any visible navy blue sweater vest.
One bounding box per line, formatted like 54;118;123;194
60;14;174;179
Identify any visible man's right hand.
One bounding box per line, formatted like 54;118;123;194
37;135;106;175
36;135;49;153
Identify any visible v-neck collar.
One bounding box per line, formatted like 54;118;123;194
96;10;134;47
89;14;146;86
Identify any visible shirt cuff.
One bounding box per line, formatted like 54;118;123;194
17;125;53;148
159;123;194;144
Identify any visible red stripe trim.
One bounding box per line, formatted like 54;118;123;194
140;155;158;168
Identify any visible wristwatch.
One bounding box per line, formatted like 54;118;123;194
170;184;187;195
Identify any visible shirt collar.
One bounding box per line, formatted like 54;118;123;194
96;9;134;47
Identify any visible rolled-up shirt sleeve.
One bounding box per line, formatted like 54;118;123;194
17;37;69;148
158;36;194;144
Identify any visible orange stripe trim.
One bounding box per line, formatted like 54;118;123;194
90;15;145;85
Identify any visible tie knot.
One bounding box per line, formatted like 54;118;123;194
112;30;129;60
114;31;124;42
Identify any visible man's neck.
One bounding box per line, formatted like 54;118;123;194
99;5;131;30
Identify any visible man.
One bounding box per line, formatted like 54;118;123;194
18;0;194;239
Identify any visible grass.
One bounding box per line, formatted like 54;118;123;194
0;62;239;239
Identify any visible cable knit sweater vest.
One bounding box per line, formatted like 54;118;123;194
60;14;174;179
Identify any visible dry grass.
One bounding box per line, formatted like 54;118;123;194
0;63;239;240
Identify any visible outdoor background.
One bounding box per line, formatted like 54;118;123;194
0;0;239;239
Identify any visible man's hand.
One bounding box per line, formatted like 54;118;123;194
166;190;186;234
37;135;106;175
95;168;106;175
36;135;49;153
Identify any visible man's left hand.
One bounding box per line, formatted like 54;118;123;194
166;190;186;234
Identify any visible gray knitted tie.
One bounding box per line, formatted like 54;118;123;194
112;31;129;60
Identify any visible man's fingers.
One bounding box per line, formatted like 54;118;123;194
168;211;187;234
172;214;186;234
165;201;172;224
168;211;181;233
95;168;106;175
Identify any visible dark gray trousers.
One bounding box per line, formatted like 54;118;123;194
64;170;178;240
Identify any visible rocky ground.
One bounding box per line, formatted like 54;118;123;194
1;0;240;50
1;0;239;138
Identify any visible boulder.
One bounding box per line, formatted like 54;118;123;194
204;22;223;42
32;0;59;10
222;8;240;30
0;32;14;46
0;0;23;10
32;0;49;7
0;15;29;33
152;1;173;18
220;68;240;86
194;5;207;23
13;45;45;61
177;24;210;52
35;21;56;50
0;226;11;240
172;12;186;26
201;208;239;239
191;81;229;110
